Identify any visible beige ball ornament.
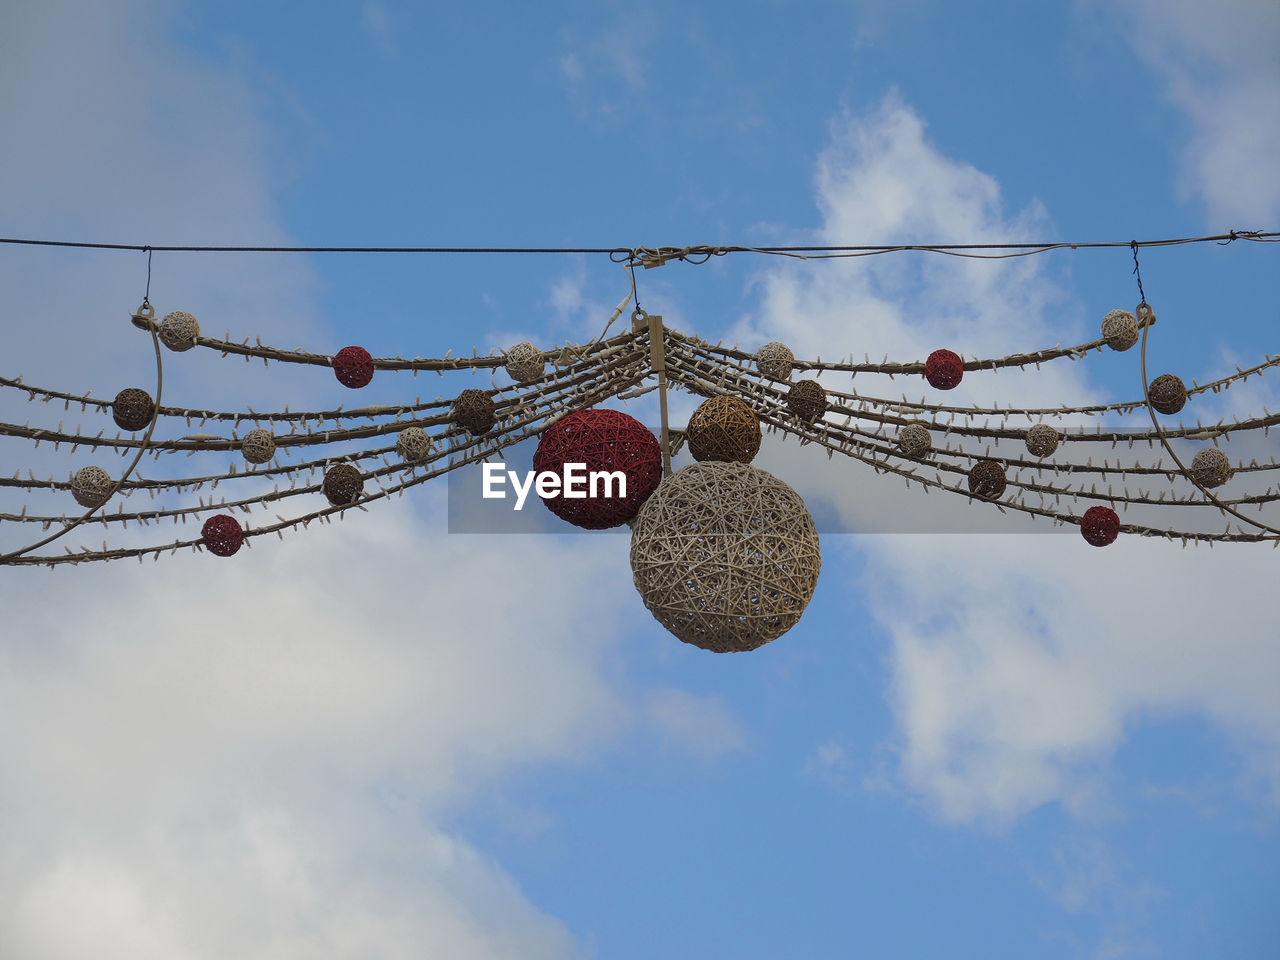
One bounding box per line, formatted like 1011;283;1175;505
756;341;795;381
1101;309;1139;351
504;342;545;383
629;461;822;653
1190;448;1232;488
158;310;200;351
71;465;114;508
396;426;433;462
897;422;932;459
1025;423;1059;458
241;428;276;464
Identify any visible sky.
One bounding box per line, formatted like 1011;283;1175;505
1;2;1279;958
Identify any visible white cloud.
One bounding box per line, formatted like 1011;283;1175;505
646;688;747;758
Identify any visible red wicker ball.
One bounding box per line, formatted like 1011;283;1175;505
333;345;374;389
1080;505;1120;547
925;349;964;390
201;514;244;557
533;408;663;529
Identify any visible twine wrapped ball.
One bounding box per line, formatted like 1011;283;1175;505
158;310;200;351
1101;309;1139;351
786;379;828;423
1080;505;1120;547
71;465;114;508
1148;374;1187;415
112;387;155;431
925;349;964;390
323;463;364;506
241;428;276;464
533;408;662;528
968;459;1007;500
332;345;374;389
629;461;821;653
201;514;244;557
451;388;497;436
756;341;795;381
686;395;761;463
396;426;433;462
1025;423;1060;458
1190;447;1233;488
897;422;932;459
504;342;545;383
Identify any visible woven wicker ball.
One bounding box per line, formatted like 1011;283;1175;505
504;342;545;383
925;349;964;390
686;395;761;463
1080;505;1120;547
1190;447;1233;488
1025;423;1060;458
1148;374;1187;415
1101;309;1139;351
158;310;200;351
396;426;433;462
756;341;795;381
451;388;497;436
630;461;821;653
786;379;828;423
201;514;244;557
897;422;932;459
241;428;276;464
533;408;663;528
968;459;1007;500
112;387;155;431
323;463;364;506
333;345;375;389
71;465;114;508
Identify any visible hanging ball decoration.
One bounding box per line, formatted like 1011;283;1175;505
897;422;932;459
533;408;663;528
925;349;964;390
504;342;545;383
756;341;795;381
323;463;364;506
332;345;375;389
1080;505;1121;547
968;459;1007;500
686;395;761;463
1025;423;1060;458
158;310;200;351
629;461;822;653
71;465;114;508
1190;447;1233;488
201;514;245;557
396;426;433;462
112;387;155;431
787;379;828;423
1101;309;1140;351
1148;374;1187;415
241;428;276;465
451;388;497;436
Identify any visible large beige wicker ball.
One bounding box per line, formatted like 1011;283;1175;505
756;341;795;381
1025;423;1059;458
158;310;200;351
1190;448;1232;488
629;461;821;653
504;342;545;383
241;428;276;464
1101;309;1139;351
897;422;932;459
396;426;433;462
71;465;114;508
686;395;761;463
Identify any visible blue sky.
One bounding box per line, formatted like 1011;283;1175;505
1;2;1279;958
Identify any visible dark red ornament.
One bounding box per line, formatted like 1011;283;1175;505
201;514;244;557
533;408;663;529
1080;506;1120;547
333;345;374;389
925;349;964;390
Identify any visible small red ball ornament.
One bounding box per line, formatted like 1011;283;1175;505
533;408;663;529
333;346;374;388
925;349;964;390
1080;506;1120;547
202;514;244;557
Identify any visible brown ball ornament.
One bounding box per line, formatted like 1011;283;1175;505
686;395;761;463
323;463;364;506
112;388;155;431
787;379;827;423
1190;448;1232;488
451;389;497;436
968;459;1007;500
1148;374;1187;415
